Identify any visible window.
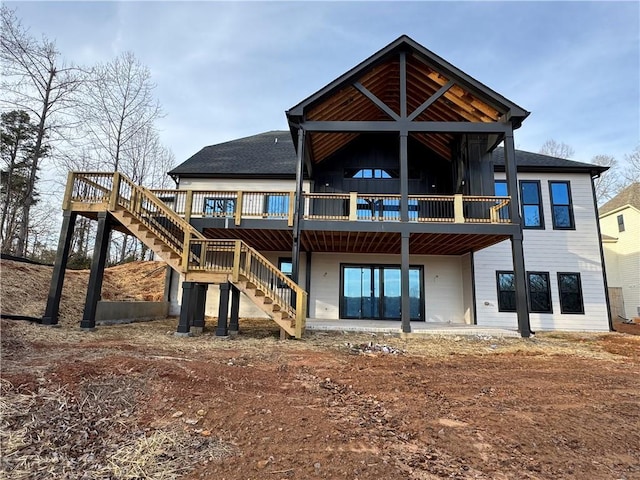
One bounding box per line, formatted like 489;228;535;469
203;197;235;216
549;181;574;229
345;168;396;179
557;273;584;314
277;258;292;287
520;181;544;228
528;272;552;313
496;271;516;312
617;214;625;232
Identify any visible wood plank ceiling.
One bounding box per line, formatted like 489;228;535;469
203;228;508;256
305;52;502;164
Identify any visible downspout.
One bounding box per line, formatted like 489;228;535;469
590;173;614;331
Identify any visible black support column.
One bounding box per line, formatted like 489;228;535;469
504;128;531;337
80;212;111;330
291;127;306;286
191;283;208;334
42;211;77;325
229;284;240;335
400;232;411;333
216;282;231;336
176;281;196;335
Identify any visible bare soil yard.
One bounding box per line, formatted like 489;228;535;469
1;259;639;479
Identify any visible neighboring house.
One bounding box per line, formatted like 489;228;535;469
599;183;640;320
44;35;611;336
164;35;611;334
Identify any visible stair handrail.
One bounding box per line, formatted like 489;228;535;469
236;241;307;336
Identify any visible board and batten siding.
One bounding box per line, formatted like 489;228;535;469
308;253;471;324
600;206;640;319
474;172;609;331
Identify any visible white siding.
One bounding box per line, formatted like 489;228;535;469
177;178;310;193
474;172;609;331
600;207;640;318
309;253;468;323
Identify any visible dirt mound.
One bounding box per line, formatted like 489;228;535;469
0;259;166;326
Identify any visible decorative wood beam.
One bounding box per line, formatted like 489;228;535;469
400;52;407;118
407;80;454;121
353;82;400;121
302;120;509;134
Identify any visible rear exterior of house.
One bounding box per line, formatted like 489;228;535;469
45;35;611;336
166;131;610;333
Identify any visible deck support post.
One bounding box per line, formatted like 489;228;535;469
80;212;111;330
291;128;306;309
42;211;77;325
400;231;411;333
191;283;208;334
216;282;231;336
504;128;531;337
229;284;240;334
176;282;196;334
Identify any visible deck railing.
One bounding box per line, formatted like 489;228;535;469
145;189;511;224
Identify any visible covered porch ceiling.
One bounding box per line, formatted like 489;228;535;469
287;35;528;166
202;228;509;256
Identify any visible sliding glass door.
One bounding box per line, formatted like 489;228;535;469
341;265;423;320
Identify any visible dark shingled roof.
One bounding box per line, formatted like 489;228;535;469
169;131;296;178
492;148;608;176
599;182;640;216
170;131;608;178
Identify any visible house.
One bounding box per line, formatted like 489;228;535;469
43;35;611;337
599;182;640;321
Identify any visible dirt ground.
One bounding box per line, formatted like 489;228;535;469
0;259;167;323
1;259;640;479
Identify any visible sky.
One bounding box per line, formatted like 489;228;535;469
6;1;640;175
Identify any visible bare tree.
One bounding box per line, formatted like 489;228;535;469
539;139;575;159
80;51;162;172
1;6;82;256
590;154;620;204
621;145;640;185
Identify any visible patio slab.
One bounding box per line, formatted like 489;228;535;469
306;319;520;337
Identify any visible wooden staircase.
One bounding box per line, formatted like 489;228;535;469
64;171;307;338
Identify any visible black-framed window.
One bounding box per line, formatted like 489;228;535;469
520;181;544;228
617;214;625;232
557;273;584;314
549;181;575;229
345;168;396;179
277;257;292;288
203;197;235;216
496;271;516;312
528;272;552;313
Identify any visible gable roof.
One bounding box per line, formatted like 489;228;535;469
286;35;530;165
599;182;640;216
170;131;607;179
492;148;608;176
287;34;529;123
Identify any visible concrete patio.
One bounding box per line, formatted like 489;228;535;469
306;319;520;337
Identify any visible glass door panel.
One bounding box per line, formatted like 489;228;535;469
382;268;401;319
